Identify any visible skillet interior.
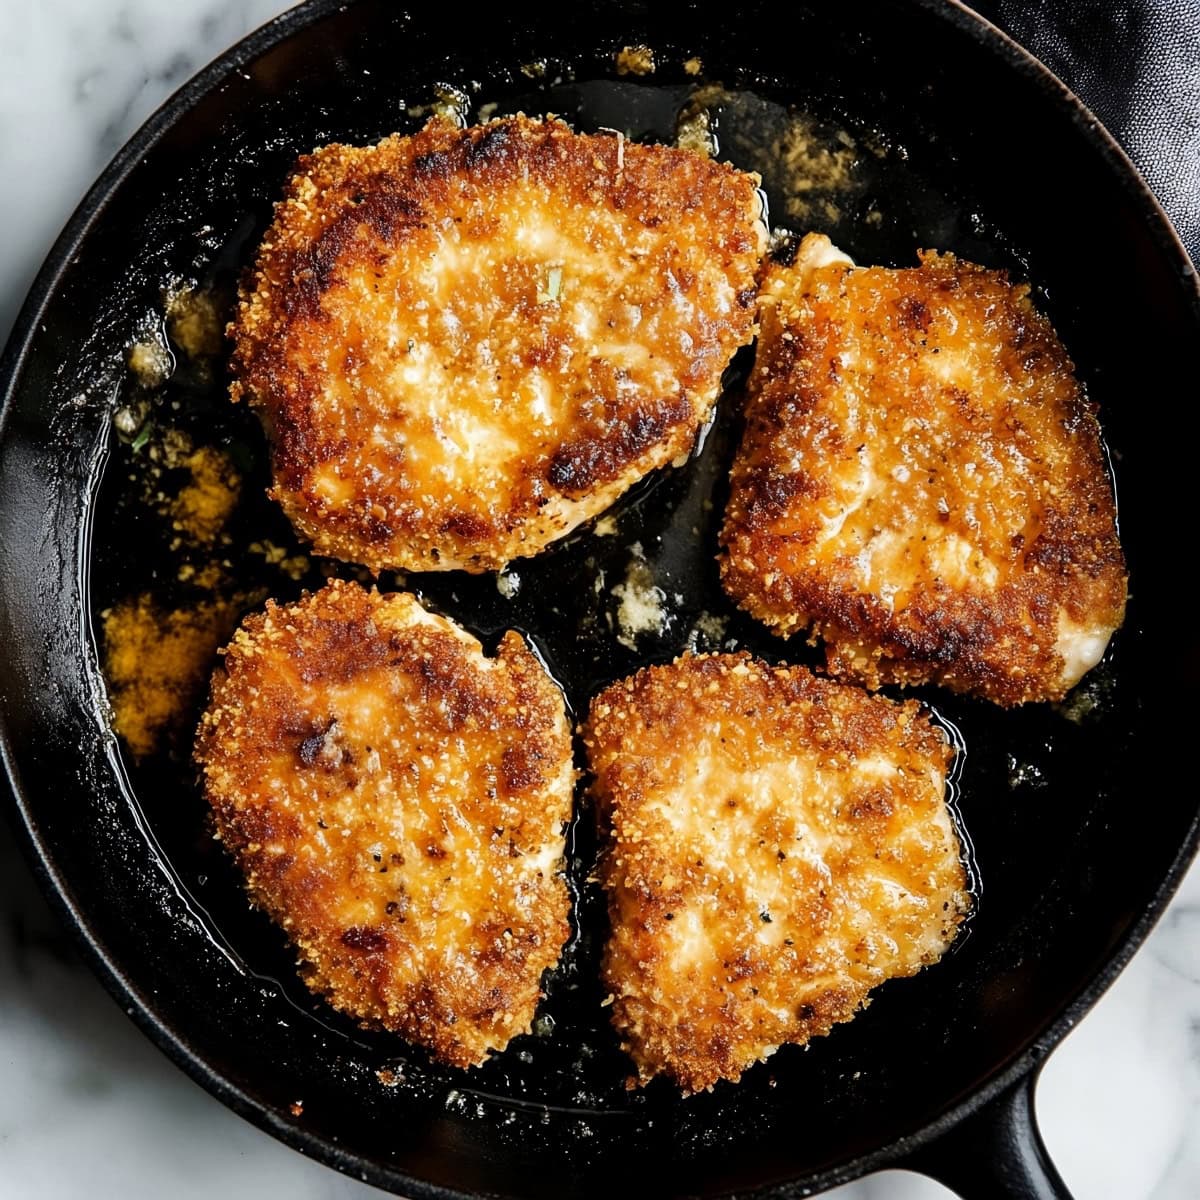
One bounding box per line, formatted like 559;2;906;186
2;1;1199;1196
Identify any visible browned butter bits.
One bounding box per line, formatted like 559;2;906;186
584;652;969;1093
720;234;1127;706
194;580;575;1067
230;115;766;573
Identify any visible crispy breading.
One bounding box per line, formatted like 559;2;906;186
194;580;574;1068
720;234;1127;705
584;652;968;1094
231;116;766;573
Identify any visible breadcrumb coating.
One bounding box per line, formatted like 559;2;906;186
584;652;968;1093
195;580;574;1067
720;234;1126;705
231;116;765;572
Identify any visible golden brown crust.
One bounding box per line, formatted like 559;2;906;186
231;116;765;572
194;580;574;1068
584;652;968;1094
719;236;1127;706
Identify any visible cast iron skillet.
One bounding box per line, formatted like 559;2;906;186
2;1;1198;1197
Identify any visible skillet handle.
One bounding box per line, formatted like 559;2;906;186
904;1066;1074;1199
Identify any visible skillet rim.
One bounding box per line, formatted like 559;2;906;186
2;0;1198;1195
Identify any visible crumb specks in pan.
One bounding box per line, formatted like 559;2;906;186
610;542;668;649
675;97;716;159
125;280;225;400
103;593;251;758
117;426;242;551
169;445;240;545
99;422;253;760
404;83;471;126
247;539;310;582
681;87;864;226
127;338;173;389
684;610;729;653
614;45;655;76
194;581;575;1068
584;652;969;1094
166;284;225;360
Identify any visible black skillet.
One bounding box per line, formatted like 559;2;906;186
2;2;1198;1197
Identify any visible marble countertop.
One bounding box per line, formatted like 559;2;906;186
2;3;1198;1198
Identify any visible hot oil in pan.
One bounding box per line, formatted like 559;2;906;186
88;71;1126;1118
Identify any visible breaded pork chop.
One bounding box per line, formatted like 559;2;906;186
194;580;574;1068
231;116;766;573
720;234;1127;706
584;652;968;1094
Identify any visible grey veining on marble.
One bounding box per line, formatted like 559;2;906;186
2;3;1198;1198
0;0;293;345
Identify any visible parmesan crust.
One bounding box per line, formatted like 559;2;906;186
194;581;574;1068
584;652;968;1093
720;234;1127;705
231;116;766;573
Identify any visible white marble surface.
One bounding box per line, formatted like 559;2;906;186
1;3;1198;1198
